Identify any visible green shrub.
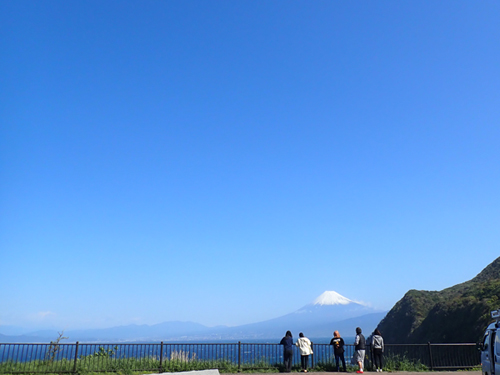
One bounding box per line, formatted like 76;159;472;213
383;354;428;372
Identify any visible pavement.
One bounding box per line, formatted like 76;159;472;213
243;373;481;375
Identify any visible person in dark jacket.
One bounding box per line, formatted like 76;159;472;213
330;330;346;372
371;329;384;372
353;327;366;373
280;330;294;372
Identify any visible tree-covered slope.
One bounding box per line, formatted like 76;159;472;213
376;257;500;343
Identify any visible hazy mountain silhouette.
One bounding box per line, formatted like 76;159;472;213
0;291;386;342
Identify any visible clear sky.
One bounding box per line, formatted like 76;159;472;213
1;1;499;331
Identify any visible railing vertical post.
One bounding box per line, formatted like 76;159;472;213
238;341;241;373
73;342;79;373
427;342;434;370
368;344;372;371
311;341;314;369
159;342;164;373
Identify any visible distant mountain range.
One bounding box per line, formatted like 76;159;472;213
7;254;499;345
376;256;500;343
0;291;386;343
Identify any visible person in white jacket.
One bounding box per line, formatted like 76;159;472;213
296;332;313;372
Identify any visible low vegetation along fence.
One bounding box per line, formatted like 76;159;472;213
0;342;480;374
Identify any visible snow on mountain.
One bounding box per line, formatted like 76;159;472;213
294;291;372;320
312;291;355;306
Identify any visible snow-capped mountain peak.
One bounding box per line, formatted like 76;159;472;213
312;291;354;306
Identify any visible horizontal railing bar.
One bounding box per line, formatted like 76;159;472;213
0;341;481;374
0;342;479;345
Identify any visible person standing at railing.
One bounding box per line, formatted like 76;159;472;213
280;330;294;373
371;329;384;372
330;330;346;372
295;332;313;373
353;327;366;374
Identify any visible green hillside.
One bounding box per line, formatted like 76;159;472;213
376;256;500;343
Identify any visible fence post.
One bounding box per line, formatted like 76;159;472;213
367;343;371;371
311;341;314;369
159;342;164;373
73;342;79;373
427;342;434;370
238;342;241;373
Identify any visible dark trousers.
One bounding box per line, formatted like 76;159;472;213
335;352;346;371
373;348;383;369
284;348;293;372
301;355;309;370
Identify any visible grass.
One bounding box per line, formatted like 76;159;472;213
2;353;477;374
458;366;482;372
0;357;239;375
382;354;428;372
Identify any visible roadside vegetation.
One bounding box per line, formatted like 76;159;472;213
0;354;438;374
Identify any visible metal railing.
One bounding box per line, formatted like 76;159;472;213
379;343;480;370
0;341;481;373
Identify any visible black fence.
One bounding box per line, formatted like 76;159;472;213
0;342;481;373
381;343;480;370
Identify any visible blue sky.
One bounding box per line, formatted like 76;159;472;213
1;0;499;331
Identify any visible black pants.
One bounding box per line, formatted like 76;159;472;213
284;348;293;372
335;352;346;371
301;355;309;370
373;348;383;369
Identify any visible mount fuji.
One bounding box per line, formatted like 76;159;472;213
212;291;387;339
0;291;387;342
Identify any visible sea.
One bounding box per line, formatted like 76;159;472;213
0;337;356;363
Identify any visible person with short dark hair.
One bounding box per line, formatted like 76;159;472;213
330;330;346;372
295;332;313;372
280;330;294;372
353;327;366;373
371;329;384;372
